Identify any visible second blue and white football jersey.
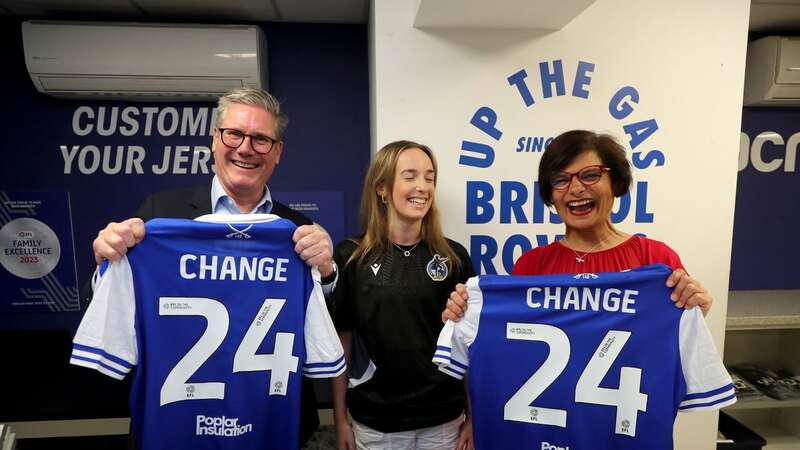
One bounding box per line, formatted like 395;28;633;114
434;264;734;450
71;215;345;450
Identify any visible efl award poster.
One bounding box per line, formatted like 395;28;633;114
0;191;80;312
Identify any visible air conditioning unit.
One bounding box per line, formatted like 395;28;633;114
21;21;267;102
744;36;800;106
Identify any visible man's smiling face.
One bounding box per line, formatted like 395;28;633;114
212;103;283;201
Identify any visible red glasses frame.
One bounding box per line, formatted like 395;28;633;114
550;164;610;190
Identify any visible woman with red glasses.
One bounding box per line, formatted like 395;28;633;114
443;129;712;320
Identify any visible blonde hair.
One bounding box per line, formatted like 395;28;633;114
347;140;462;272
216;88;289;139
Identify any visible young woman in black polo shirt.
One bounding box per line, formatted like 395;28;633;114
330;140;475;450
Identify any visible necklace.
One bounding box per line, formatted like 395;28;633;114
563;235;611;263
392;241;420;257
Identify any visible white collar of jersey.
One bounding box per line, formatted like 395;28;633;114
195;213;282;224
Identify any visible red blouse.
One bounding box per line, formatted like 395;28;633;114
512;236;684;276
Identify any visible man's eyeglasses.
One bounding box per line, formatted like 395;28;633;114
550;165;610;190
217;128;279;155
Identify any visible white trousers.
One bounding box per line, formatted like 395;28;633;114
352;415;463;450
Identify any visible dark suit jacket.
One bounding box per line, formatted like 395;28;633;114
121;183;320;447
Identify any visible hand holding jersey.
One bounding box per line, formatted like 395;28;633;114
665;268;711;315
293;223;336;278
93;217;145;265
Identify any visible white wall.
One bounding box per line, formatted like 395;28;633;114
371;0;750;448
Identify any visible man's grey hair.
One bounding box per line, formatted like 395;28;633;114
215;88;289;140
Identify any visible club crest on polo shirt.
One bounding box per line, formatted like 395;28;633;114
426;254;449;281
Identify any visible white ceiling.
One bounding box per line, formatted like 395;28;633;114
0;0;798;32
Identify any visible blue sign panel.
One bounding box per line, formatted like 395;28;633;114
275;191;346;246
733;107;800;290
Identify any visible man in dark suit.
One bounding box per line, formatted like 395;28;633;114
90;87;338;447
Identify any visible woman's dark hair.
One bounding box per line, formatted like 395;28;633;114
538;130;632;206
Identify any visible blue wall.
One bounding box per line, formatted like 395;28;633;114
733;107;800;290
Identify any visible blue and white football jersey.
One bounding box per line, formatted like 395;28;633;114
434;264;734;450
71;215;345;450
